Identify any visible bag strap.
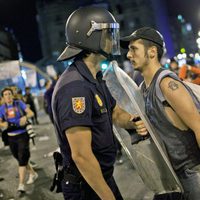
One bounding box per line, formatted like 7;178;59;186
155;69;176;103
15;101;26;117
155;69;200;111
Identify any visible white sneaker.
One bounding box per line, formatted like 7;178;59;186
17;184;25;192
26;172;38;184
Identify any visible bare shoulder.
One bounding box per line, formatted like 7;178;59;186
160;77;182;93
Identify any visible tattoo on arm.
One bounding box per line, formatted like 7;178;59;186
168;81;179;91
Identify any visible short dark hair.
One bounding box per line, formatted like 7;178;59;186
140;39;163;61
1;87;14;97
74;50;91;61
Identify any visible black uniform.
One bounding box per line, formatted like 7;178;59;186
52;59;123;200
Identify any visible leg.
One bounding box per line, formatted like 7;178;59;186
17;134;30;188
26;163;36;175
26;163;38;184
61;180;83;200
18;166;27;185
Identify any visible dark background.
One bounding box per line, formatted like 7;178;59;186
0;0;199;62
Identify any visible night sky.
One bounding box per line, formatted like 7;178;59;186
0;0;199;62
0;0;41;62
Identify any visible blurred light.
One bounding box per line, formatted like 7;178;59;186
198;44;200;49
164;63;169;69
101;63;108;70
21;70;27;80
180;48;186;53
196;38;200;44
195;53;200;58
167;59;171;63
100;60;110;71
189;53;194;57
177;54;183;59
177;15;185;23
177;15;183;21
198;31;200;37
186;23;192;31
182;53;187;58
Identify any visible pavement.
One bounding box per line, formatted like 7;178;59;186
0;110;154;200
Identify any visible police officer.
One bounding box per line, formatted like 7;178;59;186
52;6;147;200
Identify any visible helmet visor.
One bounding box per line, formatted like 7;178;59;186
87;21;121;56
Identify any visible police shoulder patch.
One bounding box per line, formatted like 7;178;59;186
72;97;85;114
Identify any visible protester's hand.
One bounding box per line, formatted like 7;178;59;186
19;116;27;126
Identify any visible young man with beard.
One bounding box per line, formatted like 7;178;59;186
120;27;200;200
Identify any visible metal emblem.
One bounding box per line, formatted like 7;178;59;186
95;94;103;107
72;97;85;114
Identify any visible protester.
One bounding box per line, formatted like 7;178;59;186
121;26;200;200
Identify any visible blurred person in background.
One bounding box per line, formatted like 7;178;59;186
179;58;200;85
44;80;54;123
24;87;39;125
0;87;38;195
169;58;179;75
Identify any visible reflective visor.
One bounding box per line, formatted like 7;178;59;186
87;21;120;56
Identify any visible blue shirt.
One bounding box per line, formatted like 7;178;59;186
0;100;27;135
52;60;117;172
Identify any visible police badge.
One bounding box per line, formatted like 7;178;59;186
72;97;85;114
95;94;103;107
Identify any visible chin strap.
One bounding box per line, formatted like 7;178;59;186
99;49;115;61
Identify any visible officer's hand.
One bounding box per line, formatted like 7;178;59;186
134;120;148;136
131;116;148;136
19;116;27;126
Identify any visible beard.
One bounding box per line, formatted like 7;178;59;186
134;55;150;73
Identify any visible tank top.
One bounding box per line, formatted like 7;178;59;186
141;68;200;173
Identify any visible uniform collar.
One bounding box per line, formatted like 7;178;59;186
74;60;100;84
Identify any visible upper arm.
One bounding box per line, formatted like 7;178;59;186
65;126;93;158
56;82;93;133
160;77;200;131
25;107;34;116
112;104;119;123
112;104;124;124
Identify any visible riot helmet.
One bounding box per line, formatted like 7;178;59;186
57;6;120;61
